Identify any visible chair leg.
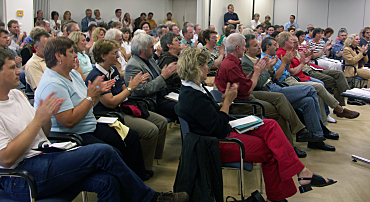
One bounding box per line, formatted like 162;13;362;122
82;191;88;202
157;159;160;165
259;164;263;194
237;169;241;195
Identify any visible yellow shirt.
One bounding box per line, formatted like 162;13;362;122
162;19;178;27
146;19;157;30
25;53;47;91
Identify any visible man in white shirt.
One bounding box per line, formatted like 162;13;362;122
111;9;124;24
249;13;261;29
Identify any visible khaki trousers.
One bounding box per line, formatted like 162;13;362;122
121;111;168;170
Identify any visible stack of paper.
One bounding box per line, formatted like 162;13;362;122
164;92;179;102
229;115;264;134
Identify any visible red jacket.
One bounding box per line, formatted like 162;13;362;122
276;47;311;82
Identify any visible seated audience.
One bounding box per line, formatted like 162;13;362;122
25;32;49;91
86;24;97;42
158;32;182;92
105;28;127;77
124;33;179;121
112;21;123;30
305;27;314;42
61;11;74;25
50;11;61;35
284;15;299;31
359;27;370;61
154;24;168;49
294;32;352;106
249;13;261;29
180;25;194;47
323;28;334;43
308;28;342;70
122;27;133;58
331;28;347;61
162;12;178;27
112;9;124;24
147;12;157;30
81;9;96;32
94;9;105;27
265;25;275;37
261;15;271;32
66;22;81;35
175;47;336;202
69;31;94;80
34;10;44;25
89;27;106;63
21;26;47;66
0;48;190;202
343;33;370;88
34;37;149;181
203;29;225;73
134;13;147;33
276;32;359;123
86;38;168;177
192;24;202;43
123;12;134;33
7;19;27;53
43;20;51;35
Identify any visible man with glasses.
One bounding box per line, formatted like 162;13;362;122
112;9;123;24
81;9;96;32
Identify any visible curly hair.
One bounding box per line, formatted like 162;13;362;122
91;27;106;41
344;33;359;48
177;47;210;84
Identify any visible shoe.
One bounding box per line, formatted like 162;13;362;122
307;142;336;151
296;128;326;142
146;170;154;178
298;173;337;193
335;108;360;119
327;115;337;123
294;147;307;158
272;200;288;202
157;192;189;202
140;173;150;181
324;131;339;140
347;99;366;105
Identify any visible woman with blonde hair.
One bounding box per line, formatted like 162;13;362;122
343;33;370;88
89;27;107;63
175;47;336;202
69;31;94;79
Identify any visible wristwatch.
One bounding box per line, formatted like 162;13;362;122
86;96;93;102
127;87;133;93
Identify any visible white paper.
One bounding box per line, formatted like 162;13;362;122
50;141;77;150
96;117;118;124
164;92;179;102
229;116;258;128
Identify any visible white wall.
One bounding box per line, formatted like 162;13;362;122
3;0;33;33
255;0;274;25
50;0;173;29
172;0;197;29
274;0;370;40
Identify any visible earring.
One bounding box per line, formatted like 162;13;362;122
59;61;61;65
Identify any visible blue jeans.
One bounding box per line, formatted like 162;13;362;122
0;144;154;202
262;83;324;136
306;77;330;116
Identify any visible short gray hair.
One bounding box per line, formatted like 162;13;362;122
182;25;193;34
194;24;201;30
156;24;167;36
134;29;146;36
30;26;47;39
226;33;245;53
338;28;348;37
131;33;154;56
105;28;122;40
241;28;253;35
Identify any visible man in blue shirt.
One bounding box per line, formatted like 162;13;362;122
305;27;314;42
284;15;299;31
331;28;347;60
81;9;96;32
224;4;240;29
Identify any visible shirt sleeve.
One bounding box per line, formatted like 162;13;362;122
227;66;252;98
37;82;75;114
0;120;11;151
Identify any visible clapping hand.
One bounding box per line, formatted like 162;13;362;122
35;92;65;125
222;82;239;103
161;62;177;79
128;71;150;90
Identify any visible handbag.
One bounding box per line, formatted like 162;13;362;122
120;99;150;119
226;190;266;202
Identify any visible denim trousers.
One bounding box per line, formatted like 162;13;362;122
262;83;324;136
0;144;154;202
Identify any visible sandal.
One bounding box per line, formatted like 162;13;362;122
298;174;337;193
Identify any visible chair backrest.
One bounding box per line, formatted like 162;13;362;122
210;90;223;103
178;117;190;141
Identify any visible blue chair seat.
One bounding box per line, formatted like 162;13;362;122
0;189;80;202
222;162;254;172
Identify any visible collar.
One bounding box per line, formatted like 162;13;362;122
96;63;115;80
261;52;274;59
245;54;258;63
182;80;206;94
32;53;45;62
225;53;241;66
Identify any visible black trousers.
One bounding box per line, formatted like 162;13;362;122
156;96;179;121
80;123;147;180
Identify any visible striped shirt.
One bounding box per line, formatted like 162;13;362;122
308;39;327;60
